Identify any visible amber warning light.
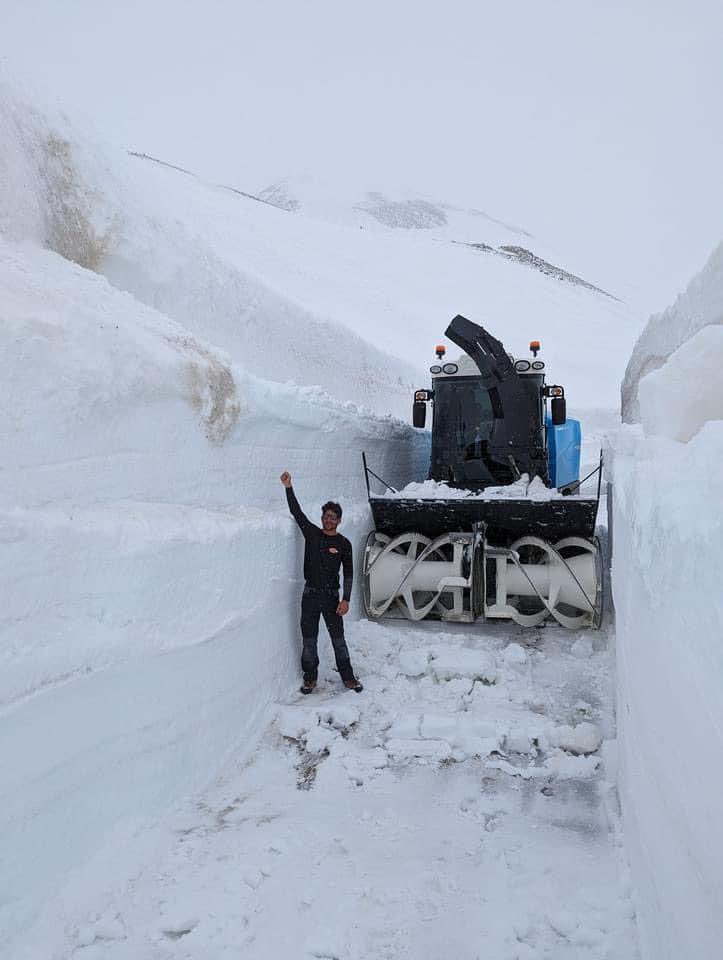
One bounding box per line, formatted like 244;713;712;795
435;344;446;360
529;340;541;357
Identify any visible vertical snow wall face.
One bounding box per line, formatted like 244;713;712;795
0;79;428;952
614;246;723;959
0;240;428;955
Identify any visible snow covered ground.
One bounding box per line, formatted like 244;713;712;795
20;621;638;960
0;72;645;959
613;247;723;958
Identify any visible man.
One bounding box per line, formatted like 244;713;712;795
280;471;363;694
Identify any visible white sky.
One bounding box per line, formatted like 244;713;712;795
3;0;723;314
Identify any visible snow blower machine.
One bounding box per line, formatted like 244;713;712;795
362;314;603;629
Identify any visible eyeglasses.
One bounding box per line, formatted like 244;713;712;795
322;513;340;522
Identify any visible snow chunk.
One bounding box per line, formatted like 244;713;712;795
430;648;497;683
543;752;601;779
277;708;311;741
304;725;338;754
398;648;430;677
278;705;357;746
316;704;360;731
503;727;539;755
486;751;600;780
552;722;603;756
501;642;528;668
376;473;565;501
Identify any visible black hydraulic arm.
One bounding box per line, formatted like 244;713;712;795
444;314;546;481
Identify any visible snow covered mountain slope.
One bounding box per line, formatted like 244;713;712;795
252;173;617;301
250;170;537;244
612;251;723;959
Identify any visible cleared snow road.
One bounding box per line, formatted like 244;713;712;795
62;620;639;960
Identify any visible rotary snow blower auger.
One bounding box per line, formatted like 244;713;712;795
361;315;603;630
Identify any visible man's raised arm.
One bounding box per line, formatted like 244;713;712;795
280;471;313;534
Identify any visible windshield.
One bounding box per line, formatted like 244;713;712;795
429;370;548;488
434;377;494;461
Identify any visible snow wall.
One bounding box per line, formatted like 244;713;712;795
0;81;427;953
613;247;723;958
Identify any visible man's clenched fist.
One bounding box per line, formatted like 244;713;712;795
280;471;292;488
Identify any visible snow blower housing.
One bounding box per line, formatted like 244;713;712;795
362;315;603;629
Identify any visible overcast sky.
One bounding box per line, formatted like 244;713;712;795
3;0;723;315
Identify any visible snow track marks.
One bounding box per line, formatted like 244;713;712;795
57;622;639;960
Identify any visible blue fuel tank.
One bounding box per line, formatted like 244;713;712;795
546;416;581;489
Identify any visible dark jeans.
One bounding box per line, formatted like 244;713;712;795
300;586;354;683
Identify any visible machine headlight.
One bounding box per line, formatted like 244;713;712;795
531;360;545;370
514;360;531;372
430;364;442;374
442;363;458;374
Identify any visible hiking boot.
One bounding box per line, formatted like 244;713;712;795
343;678;363;693
300;679;317;695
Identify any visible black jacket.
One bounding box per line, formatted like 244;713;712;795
285;487;353;600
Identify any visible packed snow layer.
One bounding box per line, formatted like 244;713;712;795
621;238;723;423
613;254;723;959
